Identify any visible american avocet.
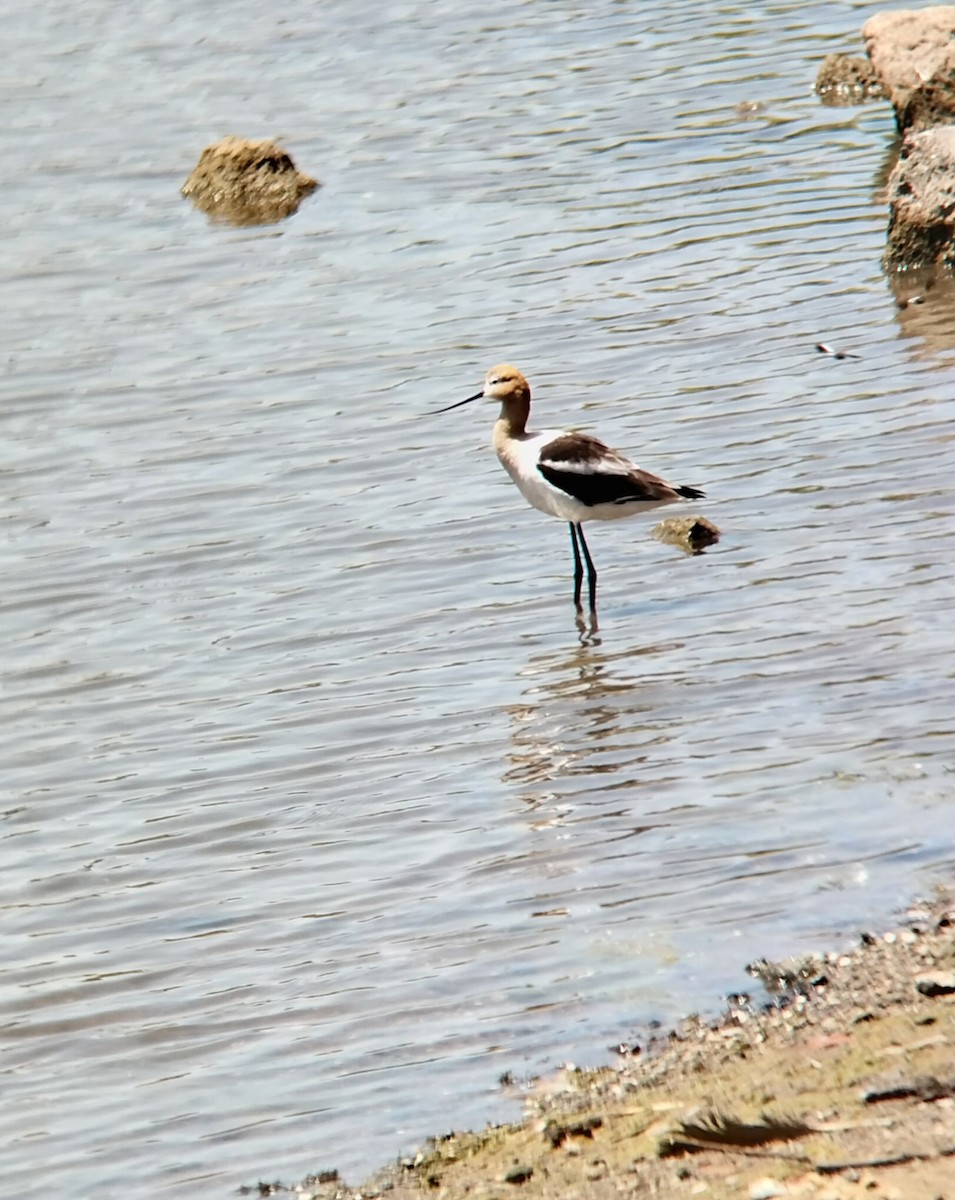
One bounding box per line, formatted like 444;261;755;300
434;364;705;615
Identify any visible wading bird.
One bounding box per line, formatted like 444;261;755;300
434;364;705;617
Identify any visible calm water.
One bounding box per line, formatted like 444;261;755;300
3;0;955;1194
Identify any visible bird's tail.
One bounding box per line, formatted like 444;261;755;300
676;484;705;500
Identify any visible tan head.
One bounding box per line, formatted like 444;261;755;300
431;364;532;434
482;364;530;407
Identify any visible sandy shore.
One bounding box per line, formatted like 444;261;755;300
247;889;955;1200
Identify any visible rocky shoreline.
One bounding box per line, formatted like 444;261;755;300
245;887;955;1200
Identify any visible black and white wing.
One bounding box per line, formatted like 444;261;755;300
537;433;703;507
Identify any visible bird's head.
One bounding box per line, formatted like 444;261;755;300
431;363;531;415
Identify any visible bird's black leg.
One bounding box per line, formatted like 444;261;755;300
569;522;584;610
576;523;598;614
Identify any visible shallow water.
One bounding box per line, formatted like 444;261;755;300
3;0;955;1194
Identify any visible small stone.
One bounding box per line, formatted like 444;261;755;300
651;515;721;555
585;1159;607;1182
749;1179;787;1199
915;971;955;997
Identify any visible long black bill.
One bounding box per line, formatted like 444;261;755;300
428;389;484;415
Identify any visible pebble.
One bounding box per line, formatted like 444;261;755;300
915;970;955;997
585;1159;607;1182
749;1179;787;1199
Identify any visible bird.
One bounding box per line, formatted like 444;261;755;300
433;364;705;616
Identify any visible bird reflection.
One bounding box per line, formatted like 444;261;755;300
502;637;686;812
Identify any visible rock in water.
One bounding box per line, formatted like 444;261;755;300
884;126;955;271
182;136;319;225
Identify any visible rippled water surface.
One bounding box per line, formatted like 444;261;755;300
3;0;955;1194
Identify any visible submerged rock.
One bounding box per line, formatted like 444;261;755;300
182;136;319;226
651;515;721;555
814;53;886;105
